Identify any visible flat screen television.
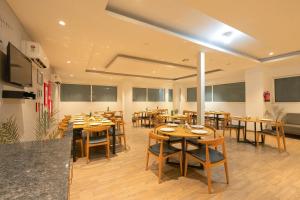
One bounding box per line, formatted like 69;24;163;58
7;42;32;87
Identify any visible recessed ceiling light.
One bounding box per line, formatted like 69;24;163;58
67;61;71;64
152;70;156;74
58;20;66;26
269;52;274;56
92;67;96;70
69;74;74;77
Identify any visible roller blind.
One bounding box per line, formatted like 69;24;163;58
132;87;147;102
60;84;91;102
275;76;300;102
92;85;117;102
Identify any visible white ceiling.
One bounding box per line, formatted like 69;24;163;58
6;0;300;83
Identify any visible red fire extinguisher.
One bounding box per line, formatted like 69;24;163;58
263;91;270;102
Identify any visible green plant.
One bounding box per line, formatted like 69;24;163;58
264;104;285;121
35;110;59;140
0;116;21;144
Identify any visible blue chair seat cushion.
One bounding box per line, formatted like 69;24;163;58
228;124;245;129
89;136;107;144
149;143;181;156
188;146;224;163
260;129;277;136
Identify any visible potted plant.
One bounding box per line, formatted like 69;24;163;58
0;116;21;144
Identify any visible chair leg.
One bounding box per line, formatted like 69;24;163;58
86;146;89;164
282;135;287;151
206;165;212;193
106;143;110;159
229;128;232;137
276;135;282;152
80;140;84;157
123;135;127;150
224;161;229;184
184;154;188;177
158;157;164;183
256;133;259;147
179;152;183;176
146;152;149;170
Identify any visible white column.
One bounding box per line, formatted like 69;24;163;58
197;52;205;124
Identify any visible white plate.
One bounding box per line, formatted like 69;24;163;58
191;125;204;129
89;122;102;126
73;122;85;125
160;128;175;132
167;123;178;127
191;130;208;135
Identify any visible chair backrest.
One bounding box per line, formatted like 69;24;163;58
153;124;166;134
84;125;109;134
84;125;110;143
205;125;217;138
199;137;227;163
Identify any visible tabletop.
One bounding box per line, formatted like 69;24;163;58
157;125;213;138
71;116;115;129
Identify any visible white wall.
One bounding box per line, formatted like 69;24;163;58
0;1;51;141
58;78;174;122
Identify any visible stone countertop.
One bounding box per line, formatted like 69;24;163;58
0;136;72;200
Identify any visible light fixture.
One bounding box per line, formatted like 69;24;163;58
69;74;74;77
67;61;71;64
92;67;96;70
58;20;66;26
269;52;274;56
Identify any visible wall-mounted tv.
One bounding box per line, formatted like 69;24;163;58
7;42;32;87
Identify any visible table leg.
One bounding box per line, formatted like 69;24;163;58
254;122;257;145
260;122;265;144
181;138;186;176
237;120;241;142
216;114;220;129
72;134;76;162
112;125;116;154
244;122;247;141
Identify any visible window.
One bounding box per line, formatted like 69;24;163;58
148;88;165;102
92;85;117;102
168;89;173;102
186;86;212;102
60;84;91;102
275;76;300;102
213;82;245;102
187;87;196;102
205;86;213;102
132;87;147;102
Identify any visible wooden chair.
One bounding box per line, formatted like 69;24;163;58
185;137;229;193
223;116;245;138
84;125;110;163
114;119;127;150
186;125;216;149
146;131;182;183
257;121;287;152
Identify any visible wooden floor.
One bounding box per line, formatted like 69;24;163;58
70;125;300;200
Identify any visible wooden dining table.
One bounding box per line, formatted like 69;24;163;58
71;116;116;162
157;125;213;175
234;117;273;146
205;111;228;129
